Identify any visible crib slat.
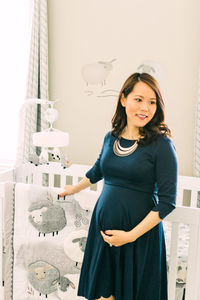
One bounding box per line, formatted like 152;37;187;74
32;171;42;185
27;173;32;184
185;223;199;300
168;222;179;300
190;190;198;207
176;187;183;206
72;176;79;186
22;175;26;183
49;173;54;187
61;175;66;188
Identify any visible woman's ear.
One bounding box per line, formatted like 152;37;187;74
120;93;126;107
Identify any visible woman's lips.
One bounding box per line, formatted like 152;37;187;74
136;114;147;120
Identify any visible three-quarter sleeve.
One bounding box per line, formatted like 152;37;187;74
151;136;178;220
85;132;109;184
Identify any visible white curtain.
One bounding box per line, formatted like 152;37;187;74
193;65;200;207
16;0;49;166
0;1;30;166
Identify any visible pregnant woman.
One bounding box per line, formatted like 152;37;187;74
59;72;178;300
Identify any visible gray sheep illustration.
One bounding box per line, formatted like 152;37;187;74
72;237;87;252
29;192;67;236
28;260;60;298
63;230;88;263
57;195;90;227
56;274;82;300
57;276;75;292
16;241;82;278
81;59;116;86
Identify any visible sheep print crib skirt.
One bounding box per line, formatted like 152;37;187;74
77;183;168;300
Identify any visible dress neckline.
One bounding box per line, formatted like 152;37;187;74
120;136;137;141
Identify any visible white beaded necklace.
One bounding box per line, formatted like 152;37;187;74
113;128;139;157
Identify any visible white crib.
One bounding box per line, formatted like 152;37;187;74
0;162;200;300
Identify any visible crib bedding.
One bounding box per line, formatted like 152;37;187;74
3;182;16;300
3;182;99;300
2;182;188;300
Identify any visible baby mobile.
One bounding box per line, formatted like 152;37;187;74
23;98;69;168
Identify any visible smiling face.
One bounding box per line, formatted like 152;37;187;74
120;81;157;131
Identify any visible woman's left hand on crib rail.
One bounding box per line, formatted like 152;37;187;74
59;177;92;197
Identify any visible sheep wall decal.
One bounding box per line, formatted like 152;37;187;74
137;63;156;75
81;58;120;99
81;58;116;86
136;60;167;90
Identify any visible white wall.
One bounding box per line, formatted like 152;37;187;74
48;0;200;176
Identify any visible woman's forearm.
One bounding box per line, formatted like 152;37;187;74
73;176;92;193
128;210;162;242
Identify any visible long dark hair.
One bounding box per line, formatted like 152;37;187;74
111;72;172;146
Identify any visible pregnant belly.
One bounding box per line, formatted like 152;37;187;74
95;183;155;231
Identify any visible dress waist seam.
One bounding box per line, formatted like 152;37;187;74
103;182;154;195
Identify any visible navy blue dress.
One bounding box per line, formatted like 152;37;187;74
77;131;178;300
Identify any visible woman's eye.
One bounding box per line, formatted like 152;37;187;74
135;98;156;104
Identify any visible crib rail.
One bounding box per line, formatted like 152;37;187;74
177;175;200;207
14;162;103;192
165;206;200;300
3;163;200;207
14;165;200;208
